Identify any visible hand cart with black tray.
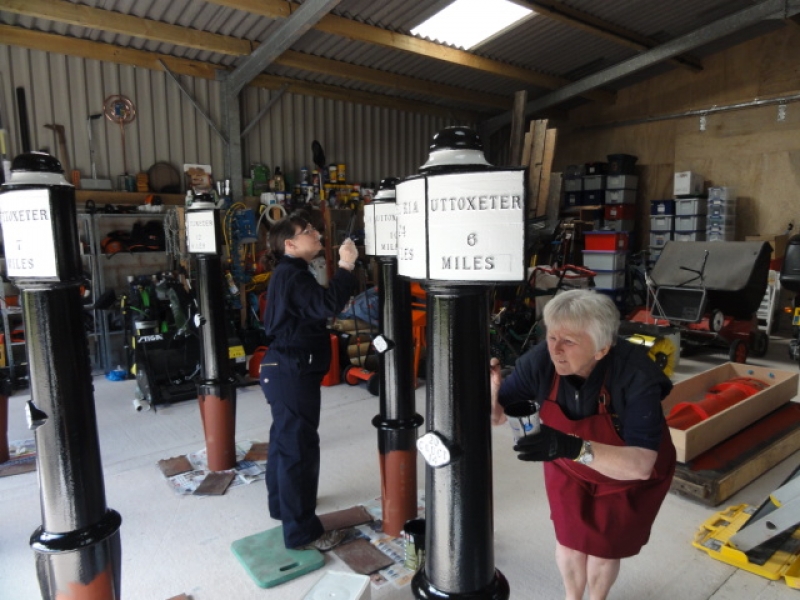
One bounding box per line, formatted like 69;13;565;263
628;240;772;363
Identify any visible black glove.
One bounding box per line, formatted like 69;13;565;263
513;424;583;462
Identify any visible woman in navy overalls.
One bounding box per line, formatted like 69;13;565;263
491;289;676;600
261;213;357;551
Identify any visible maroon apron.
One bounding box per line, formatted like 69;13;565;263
541;374;676;559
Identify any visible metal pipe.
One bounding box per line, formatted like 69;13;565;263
577;91;800;131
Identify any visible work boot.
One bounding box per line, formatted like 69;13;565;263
294;529;346;552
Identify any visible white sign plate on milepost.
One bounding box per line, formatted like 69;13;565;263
0;188;58;278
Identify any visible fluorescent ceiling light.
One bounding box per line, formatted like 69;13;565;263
411;0;534;50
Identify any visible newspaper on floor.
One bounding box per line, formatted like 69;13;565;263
164;441;266;495
350;493;426;589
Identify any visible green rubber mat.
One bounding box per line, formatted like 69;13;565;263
231;526;325;588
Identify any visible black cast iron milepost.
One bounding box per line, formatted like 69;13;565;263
0;152;122;599
185;197;237;471
397;127;526;599
364;177;424;538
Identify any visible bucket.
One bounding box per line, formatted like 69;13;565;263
504;400;540;443
403;518;426;571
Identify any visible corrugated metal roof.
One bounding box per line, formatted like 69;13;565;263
0;0;796;120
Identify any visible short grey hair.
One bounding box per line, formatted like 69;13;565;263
542;289;619;352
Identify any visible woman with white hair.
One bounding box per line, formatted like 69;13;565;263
491;289;676;600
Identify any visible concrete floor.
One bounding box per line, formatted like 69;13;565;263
3;331;800;599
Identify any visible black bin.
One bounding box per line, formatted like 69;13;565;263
607;154;638;175
781;235;800;293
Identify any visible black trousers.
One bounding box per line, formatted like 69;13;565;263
260;346;329;548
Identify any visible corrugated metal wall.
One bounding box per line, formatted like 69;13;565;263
0;45;457;191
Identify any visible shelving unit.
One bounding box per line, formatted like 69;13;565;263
82;212;170;372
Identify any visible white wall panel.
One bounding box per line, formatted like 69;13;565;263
0;45;457;192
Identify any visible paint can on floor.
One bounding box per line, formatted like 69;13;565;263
403;518;425;571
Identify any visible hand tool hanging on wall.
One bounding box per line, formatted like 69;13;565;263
44;123;70;175
82;114;113;190
15;87;30;153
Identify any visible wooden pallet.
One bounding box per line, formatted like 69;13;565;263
671;402;800;506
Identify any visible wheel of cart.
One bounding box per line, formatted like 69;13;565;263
749;329;769;358
728;339;748;363
343;364;379;395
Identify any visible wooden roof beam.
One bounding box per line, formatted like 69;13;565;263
0;0;512;111
0;24;480;122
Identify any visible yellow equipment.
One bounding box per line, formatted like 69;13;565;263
692;467;800;588
626;333;678;378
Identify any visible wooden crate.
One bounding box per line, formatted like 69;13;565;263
663;362;798;462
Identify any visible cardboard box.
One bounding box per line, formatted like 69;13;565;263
745;234;788;260
663;362;798;462
674;171;705;197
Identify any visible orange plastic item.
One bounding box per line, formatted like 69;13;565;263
412;309;427;386
248;346;268;379
666;377;769;430
321;334;341;386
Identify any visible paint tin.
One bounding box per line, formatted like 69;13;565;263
337;163;346;182
402;518;425;571
504;400;540;443
328;164;338;183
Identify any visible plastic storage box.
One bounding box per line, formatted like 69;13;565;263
650;215;674;231
564;191;584;207
584;162;608;175
582;251;627;271
707;200;736;218
606;174;638;190
563;178;583;192
583;190;604;205
605;189;636;204
604;219;635;232
584;231;629;252
676;198;708;215
650;231;673;247
651;199;676;215
593;270;625;289
604;204;635;220
673;230;706;242
674;215;707;231
583;175;607;191
708;186;736;202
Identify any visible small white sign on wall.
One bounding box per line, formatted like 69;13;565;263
396;177;428;279
364;202;398;257
0;188;58;278
186;210;219;254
